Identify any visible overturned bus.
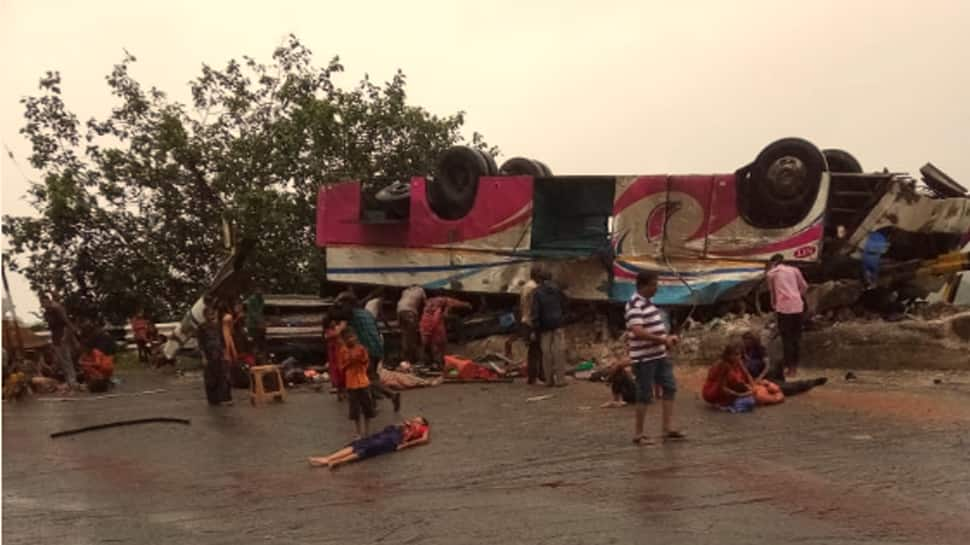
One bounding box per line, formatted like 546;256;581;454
316;138;970;307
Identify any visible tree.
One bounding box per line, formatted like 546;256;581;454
4;35;496;323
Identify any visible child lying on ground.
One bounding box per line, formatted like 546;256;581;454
308;416;430;470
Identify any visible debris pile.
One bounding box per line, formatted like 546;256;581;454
450;303;970;374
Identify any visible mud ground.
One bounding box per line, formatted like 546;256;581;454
4;365;970;545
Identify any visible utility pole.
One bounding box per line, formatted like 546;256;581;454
2;258;27;366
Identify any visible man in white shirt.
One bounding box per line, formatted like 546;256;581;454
519;268;543;384
396;286;426;364
625;272;686;445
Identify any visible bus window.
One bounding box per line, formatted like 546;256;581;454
530;177;615;254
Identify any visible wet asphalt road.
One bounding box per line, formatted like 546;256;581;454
3;367;970;545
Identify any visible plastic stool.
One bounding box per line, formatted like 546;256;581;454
249;365;286;406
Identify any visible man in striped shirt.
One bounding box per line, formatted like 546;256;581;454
625;271;686;445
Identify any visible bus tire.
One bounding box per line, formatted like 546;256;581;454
375;180;411;218
477;149;499;176
536;160;553;176
499;157;544;177
741;138;825;228
429;146;486;220
375;180;411;203
823;149;863;173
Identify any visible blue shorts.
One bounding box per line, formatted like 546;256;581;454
632;357;677;404
351;426;403;459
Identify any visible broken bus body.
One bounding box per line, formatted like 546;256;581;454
316;138;970;307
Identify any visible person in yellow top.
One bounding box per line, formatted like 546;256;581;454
339;329;375;439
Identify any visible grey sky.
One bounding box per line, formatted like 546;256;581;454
3;0;969;320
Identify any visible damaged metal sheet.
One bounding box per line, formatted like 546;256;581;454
921;163;968;199
842;179;970;258
161;240;255;360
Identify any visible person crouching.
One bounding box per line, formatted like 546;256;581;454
78;322;116;394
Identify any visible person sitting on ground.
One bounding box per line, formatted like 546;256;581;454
78;321;116;394
3;357;30;401
339;328;375;439
145;321;169;368
741;331;827;397
601;361;637;408
308;416;430;470
702;343;756;412
705;339;785;407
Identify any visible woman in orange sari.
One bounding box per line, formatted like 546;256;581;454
78;322;116;394
703;341;784;408
702;344;755;410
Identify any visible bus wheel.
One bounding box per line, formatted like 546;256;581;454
499;157;545;176
742;138;825;228
535;160;553;176
823;149;863;173
429;146;487;220
375;180;411;218
477;149;499;176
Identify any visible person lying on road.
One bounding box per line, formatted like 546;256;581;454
308;416;430;470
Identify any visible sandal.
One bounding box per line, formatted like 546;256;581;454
632;435;654;446
663;430;687;441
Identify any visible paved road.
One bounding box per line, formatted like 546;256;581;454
4;367;970;545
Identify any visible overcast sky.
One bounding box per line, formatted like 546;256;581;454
3;0;969;320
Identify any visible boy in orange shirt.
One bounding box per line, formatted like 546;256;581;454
339;329;375;438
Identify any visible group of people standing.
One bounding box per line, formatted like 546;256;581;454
518;268;569;387
195;251;820;447
196;288;267;406
323;286;478;438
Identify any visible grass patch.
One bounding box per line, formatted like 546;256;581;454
114;350;142;370
114;349;203;371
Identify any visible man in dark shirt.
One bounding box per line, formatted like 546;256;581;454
245;287;267;357
198;306;232;405
41;294;78;388
531;272;567;387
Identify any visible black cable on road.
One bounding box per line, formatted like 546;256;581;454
50;417;191;439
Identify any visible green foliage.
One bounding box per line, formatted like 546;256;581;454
4;35;495;323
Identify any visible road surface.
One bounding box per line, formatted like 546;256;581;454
4;366;970;544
